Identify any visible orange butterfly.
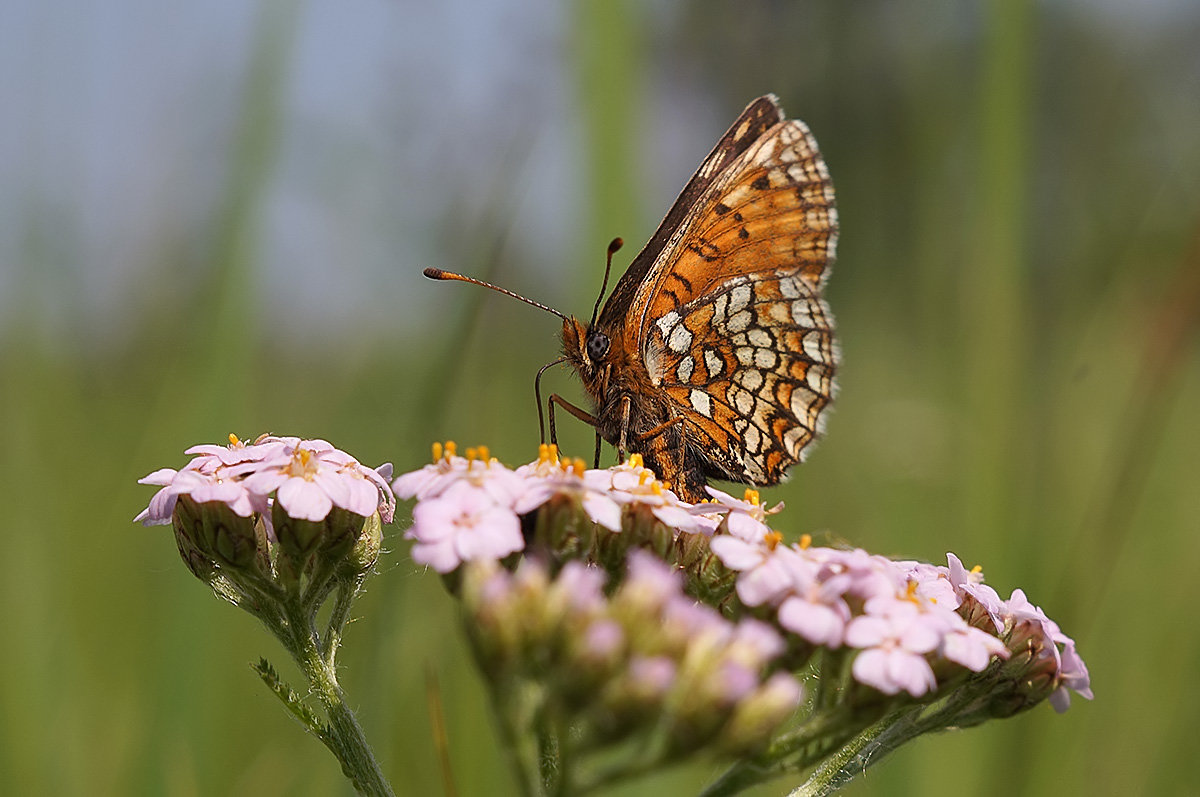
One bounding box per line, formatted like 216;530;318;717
427;94;838;502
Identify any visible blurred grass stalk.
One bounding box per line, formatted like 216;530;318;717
573;0;642;307
194;0;302;426
962;0;1033;559
139;1;305;793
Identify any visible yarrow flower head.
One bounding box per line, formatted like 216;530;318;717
393;444;1093;794
134;434;401;797
136;434;395;595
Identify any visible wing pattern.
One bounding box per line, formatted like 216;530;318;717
637;118;838;486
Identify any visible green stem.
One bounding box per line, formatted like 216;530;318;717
793;686;987;796
321;577;364;668
788;713;897;797
700;707;861;797
278;601;395;797
536;717;563;796
486;681;543;797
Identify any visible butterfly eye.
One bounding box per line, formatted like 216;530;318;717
586;331;610;361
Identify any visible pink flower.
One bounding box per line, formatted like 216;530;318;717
702;486;783;542
134;468;264;525
628;655;677;697
136;436;394;526
514;458;623;531
1050;640;1093;712
183;434;297;472
845;600;941;697
710;534;797;607
939;614;1009;671
395;450;528;508
621;549;684;608
776;560;853;647
406;480;523;573
586;458;702;532
1002;588;1093;711
946;553;1006;632
242;444;395;522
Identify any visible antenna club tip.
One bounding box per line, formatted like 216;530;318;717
423;267;446;279
608;237;624;254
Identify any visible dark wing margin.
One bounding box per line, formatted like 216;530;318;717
596;95;786;329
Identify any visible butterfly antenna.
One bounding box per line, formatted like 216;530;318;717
590;237;623;327
423;268;568;320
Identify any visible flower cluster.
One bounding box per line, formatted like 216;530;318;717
137;434;395;593
395;443;712;575
135;434;400;796
396;445;1092;717
462;551;802;776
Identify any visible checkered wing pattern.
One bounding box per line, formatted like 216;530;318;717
635;118;838;486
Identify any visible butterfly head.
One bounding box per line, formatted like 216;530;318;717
561;317;614;387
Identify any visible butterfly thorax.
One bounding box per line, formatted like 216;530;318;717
561;316;698;495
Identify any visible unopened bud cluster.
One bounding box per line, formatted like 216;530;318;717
462;551;802;760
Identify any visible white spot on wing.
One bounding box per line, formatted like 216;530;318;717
726;310;752;333
806;363;829;393
739;368;763;391
689;389;712;418
668;324;693;354
747;328;772;348
676;356;694;383
704;349;724;378
744;424;761;454
728;285;752;313
754;348;777;369
656;311;681;339
802;331;828;363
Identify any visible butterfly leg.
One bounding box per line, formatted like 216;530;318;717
547;393;600;450
617;395;632;461
535;357;569;443
636;415;685;444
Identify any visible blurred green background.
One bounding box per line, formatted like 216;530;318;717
2;1;1197;794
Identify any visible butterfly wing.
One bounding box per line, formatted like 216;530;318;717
629;104;839;486
597;95;785;331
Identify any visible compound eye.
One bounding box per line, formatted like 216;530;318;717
586;331;610;361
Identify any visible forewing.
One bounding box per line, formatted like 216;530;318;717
596;95;785;330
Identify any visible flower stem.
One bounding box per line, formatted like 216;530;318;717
799;683;989;795
788;713;895;797
487;682;543;797
277;601;395;797
321;577;364;668
699;704;880;797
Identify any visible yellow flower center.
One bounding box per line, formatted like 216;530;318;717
285;447;318;480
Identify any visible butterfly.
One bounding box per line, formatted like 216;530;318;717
426;94;838;502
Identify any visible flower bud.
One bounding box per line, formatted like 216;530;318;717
337;511;383;579
720;671;805;754
174;494;268;574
